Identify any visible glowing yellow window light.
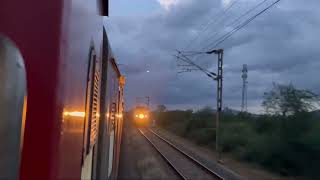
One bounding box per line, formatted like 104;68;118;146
138;114;145;119
63;111;85;117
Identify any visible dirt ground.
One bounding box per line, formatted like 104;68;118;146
118;121;180;180
155;128;296;180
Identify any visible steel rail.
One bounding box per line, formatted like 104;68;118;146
148;129;224;180
138;129;187;180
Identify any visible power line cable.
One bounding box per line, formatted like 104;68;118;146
202;0;273;51
205;0;281;50
178;50;206;56
180;0;272;57
183;0;239;50
175;0;281;72
175;52;215;76
227;0;270;27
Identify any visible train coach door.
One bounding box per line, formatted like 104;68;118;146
113;87;124;178
108;102;117;177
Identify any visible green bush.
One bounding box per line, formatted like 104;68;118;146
187;128;215;145
220;121;255;152
154;109;320;179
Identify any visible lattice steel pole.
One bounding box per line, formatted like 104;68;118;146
179;48;224;162
216;49;223;162
207;49;224;163
241;64;248;112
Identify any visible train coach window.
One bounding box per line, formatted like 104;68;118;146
110;103;117;129
81;46;101;179
83;47;100;156
0;34;27;179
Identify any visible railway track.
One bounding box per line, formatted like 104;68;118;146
138;128;223;180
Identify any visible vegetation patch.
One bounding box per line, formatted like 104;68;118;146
154;83;320;179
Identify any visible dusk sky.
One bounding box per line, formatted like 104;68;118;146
105;0;320;113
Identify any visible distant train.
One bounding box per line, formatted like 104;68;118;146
133;106;151;127
0;0;125;179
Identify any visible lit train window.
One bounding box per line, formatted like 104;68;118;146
84;47;100;155
89;68;100;147
110;103;117;130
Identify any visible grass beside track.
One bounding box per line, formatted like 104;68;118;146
155;109;320;179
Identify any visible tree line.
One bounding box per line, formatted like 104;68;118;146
154;83;320;179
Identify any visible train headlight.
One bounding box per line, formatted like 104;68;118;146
138;114;145;119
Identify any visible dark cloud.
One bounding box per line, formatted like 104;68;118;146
106;0;320;112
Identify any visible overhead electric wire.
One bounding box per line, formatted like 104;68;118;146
178;50;207;56
175;52;217;78
202;0;274;51
179;0;276;58
206;0;281;50
175;53;209;74
175;54;209;74
183;0;239;51
227;0;270;27
174;0;281;77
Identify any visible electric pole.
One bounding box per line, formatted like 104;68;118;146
207;49;224;163
146;96;150;108
176;48;224;163
241;64;248;112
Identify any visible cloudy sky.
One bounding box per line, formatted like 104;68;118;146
105;0;320;113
